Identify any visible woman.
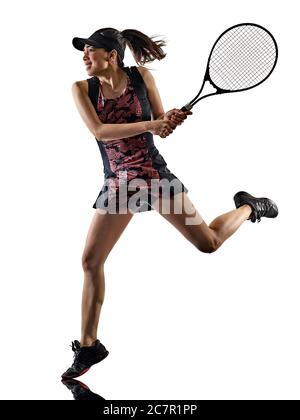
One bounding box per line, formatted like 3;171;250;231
62;28;278;379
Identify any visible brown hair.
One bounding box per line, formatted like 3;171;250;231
96;27;167;67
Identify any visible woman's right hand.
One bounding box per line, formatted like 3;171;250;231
146;119;175;137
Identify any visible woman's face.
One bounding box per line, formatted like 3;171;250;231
83;44;116;74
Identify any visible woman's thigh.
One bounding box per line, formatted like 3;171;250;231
82;209;134;268
151;192;219;252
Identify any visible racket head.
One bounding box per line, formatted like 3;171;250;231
206;22;278;93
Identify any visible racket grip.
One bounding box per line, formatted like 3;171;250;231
181;103;193;112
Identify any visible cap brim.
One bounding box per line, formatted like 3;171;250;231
72;37;104;51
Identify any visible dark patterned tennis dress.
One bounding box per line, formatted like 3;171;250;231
87;66;188;213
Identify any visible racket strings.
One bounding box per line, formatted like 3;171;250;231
216;31;271;75
211;28;274;86
209;25;277;91
217;30;274;83
212;30;274;88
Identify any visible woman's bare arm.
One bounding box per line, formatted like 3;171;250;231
71;81;151;141
136;66;165;120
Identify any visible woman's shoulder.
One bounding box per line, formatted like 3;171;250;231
134;66;156;92
73;79;89;95
134;66;154;90
74;76;101;93
72;80;89;94
135;65;150;77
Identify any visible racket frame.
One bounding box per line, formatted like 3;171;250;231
181;22;278;111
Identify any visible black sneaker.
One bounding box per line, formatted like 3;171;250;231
61;378;105;400
233;191;279;223
61;339;109;379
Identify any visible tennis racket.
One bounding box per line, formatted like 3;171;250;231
181;23;278;111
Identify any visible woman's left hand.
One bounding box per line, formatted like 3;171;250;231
159;108;193;138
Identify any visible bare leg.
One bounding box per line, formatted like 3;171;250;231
208;205;252;243
81;209;134;346
152;192;252;253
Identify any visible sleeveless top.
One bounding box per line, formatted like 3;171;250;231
86;66;188;213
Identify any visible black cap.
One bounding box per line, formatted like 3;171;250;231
72;30;125;61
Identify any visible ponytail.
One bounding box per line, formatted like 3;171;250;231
93;27;167;67
121;29;167;65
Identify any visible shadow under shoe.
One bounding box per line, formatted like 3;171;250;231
61;378;105;400
62;339;109;379
233;191;278;223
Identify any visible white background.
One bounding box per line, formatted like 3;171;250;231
0;0;299;400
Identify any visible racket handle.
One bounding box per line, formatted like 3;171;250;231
181;103;193;112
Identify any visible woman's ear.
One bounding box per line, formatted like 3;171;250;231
108;49;118;64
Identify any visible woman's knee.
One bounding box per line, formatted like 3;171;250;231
197;235;221;254
81;253;105;273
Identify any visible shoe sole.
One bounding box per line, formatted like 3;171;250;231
61;367;91;380
61;378;90;390
61;350;109;379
